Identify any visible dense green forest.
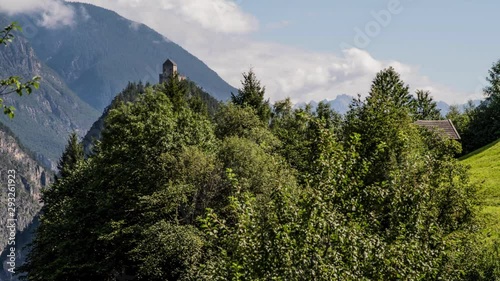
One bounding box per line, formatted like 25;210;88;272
456;60;500;155
82;79;220;154
18;65;500;280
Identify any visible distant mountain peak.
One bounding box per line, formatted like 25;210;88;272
294;94;354;114
294;94;478;116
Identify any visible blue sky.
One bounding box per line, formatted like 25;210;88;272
243;0;498;98
2;0;497;103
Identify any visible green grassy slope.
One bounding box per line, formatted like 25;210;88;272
461;139;500;240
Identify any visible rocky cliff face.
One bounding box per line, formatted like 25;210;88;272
0;128;48;201
0;124;52;280
0;20;99;169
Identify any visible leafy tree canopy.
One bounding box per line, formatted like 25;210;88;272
21;66;496;281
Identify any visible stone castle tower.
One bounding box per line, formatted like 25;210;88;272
159;59;185;83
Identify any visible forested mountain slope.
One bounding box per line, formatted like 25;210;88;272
82;79;220;153
0;19;99;168
26;2;236;111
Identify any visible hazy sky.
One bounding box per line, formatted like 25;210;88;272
244;0;498;99
1;0;498;104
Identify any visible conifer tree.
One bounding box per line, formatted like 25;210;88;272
231;69;271;122
462;59;500;153
369;66;413;109
163;72;187;110
413;90;442;120
56;132;84;180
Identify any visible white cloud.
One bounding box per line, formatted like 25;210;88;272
0;0;75;28
129;21;142;31
79;0;257;34
176;0;258;33
79;5;91;21
200;40;471;104
70;0;475;104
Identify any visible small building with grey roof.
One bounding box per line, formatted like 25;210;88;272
415;119;461;140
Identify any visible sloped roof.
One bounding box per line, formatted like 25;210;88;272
415;119;461;140
163;59;177;67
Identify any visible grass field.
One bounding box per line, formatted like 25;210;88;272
461;139;500;241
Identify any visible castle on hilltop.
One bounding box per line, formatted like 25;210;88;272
159;59;185;83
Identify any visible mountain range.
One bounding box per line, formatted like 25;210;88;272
24;2;237;111
1;2;238;168
1;2;483;169
295;94;480;116
0;2;486;279
1;3;237;279
0;16;99;169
